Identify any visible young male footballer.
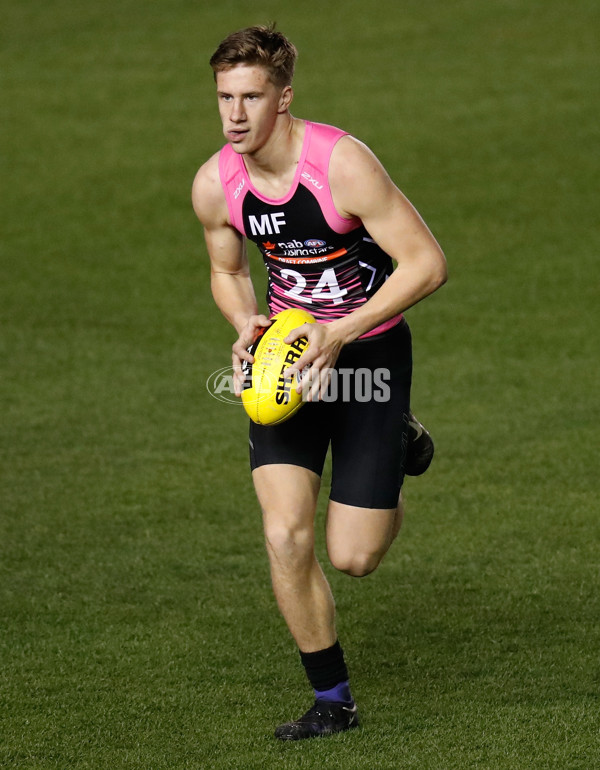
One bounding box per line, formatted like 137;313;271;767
192;25;447;740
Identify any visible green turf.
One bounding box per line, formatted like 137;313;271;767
2;0;599;767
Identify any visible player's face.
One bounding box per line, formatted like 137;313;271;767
215;65;292;156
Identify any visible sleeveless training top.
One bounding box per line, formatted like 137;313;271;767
218;121;402;338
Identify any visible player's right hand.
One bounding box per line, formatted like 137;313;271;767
231;314;272;396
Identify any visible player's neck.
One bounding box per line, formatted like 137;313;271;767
244;115;305;196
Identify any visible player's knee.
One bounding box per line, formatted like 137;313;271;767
329;547;384;578
264;519;314;566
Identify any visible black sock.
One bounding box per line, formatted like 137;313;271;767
299;640;350;696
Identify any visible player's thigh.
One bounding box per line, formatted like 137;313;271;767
249;400;330;478
328;322;412;510
326;498;400;577
253;464;322;555
249;401;330;548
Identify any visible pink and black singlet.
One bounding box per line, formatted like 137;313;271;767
218;121;402;338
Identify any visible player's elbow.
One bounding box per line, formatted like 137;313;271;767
424;249;448;294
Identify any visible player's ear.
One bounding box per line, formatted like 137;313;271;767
278;85;293;113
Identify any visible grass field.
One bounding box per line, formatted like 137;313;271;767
2;0;599;767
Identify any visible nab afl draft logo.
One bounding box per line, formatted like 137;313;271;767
304;239;326;248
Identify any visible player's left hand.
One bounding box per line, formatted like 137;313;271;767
283;322;344;401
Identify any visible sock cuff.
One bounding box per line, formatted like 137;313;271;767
299;640;349;691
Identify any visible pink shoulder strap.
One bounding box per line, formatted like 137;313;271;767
302;122;361;234
218;145;247;236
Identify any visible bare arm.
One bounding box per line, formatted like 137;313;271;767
285;136;447;398
192;154;271;391
192;154;259;333
328;135;447;342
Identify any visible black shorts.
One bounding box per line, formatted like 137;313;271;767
249;319;412;509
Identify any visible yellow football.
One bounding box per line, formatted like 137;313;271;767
241;308;316;425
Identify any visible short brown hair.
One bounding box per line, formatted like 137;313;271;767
209;24;298;87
